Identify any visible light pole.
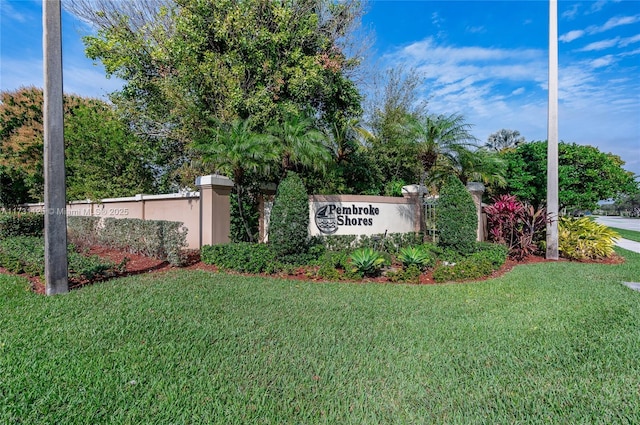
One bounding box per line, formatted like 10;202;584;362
546;0;559;260
43;0;69;294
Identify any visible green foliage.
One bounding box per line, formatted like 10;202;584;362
268;172;310;262
98;218;187;266
201;243;277;274
80;0;363;188
67;216;101;250
474;242;509;269
0;236;44;275
436;175;478;255
433;254;491;283
1;87;157;204
387;263;422;284
0;236;117;281
349;247;385;277
397;245;435;271
0;166;32;207
558;217;620;260
0;212;44;238
497;141;638;211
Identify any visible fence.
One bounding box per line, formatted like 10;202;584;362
20;174;234;249
18;176;488;248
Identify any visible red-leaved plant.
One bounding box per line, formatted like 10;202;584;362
485;194;549;260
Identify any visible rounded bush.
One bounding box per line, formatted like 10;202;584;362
436;175;477;255
268;171;310;262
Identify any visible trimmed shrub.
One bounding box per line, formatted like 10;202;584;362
67;216;101;251
0;212;44;238
558;217;619;260
0;236;44;275
474;241;509;269
98;218;187;266
268;172;310;263
485;194;547;260
201;242;278;274
436;175;477;255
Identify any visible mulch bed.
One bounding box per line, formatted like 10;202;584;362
0;245;625;295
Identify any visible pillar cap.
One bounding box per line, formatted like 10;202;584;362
466;181;486;192
196;174;234;187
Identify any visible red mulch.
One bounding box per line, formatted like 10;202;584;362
0;246;625;295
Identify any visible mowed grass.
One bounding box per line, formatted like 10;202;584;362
2;249;640;424
609;226;640;243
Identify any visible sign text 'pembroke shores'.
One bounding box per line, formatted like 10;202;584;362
315;204;381;234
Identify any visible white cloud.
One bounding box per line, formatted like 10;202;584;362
466;26;485;34
620;34;640;47
375;36;640;175
560;30;585;43
588;55;616;68
587;14;640;34
0;1;29;23
578;38;621;51
562;4;580;20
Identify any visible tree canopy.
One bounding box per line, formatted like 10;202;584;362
68;0;363;135
496;140;638;211
0;87;155;205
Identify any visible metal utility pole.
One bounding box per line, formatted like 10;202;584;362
43;0;69;294
546;0;559;260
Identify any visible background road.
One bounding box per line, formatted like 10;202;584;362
593;216;640;232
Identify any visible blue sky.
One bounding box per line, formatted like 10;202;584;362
1;0;639;176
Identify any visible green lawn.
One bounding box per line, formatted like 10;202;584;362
2;249;640;424
609;226;640;243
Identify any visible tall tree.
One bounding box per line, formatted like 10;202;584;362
497;141;639;211
65;0;364;178
365;67;427;192
269;113;331;178
0;87;155;203
191;118;277;241
403;113;478;193
486;129;525;152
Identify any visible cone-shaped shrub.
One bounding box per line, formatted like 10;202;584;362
269;171;309;261
436;175;477;255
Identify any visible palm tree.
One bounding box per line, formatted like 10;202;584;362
191;117;277;241
432;146;507;188
269;113;331;177
404;113;478;192
485;129;525;152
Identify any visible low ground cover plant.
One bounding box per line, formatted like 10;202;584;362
0;236;121;282
201;232;509;283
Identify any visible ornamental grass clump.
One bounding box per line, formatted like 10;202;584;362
558;217;619;260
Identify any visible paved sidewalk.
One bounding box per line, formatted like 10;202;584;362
616;238;640;254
